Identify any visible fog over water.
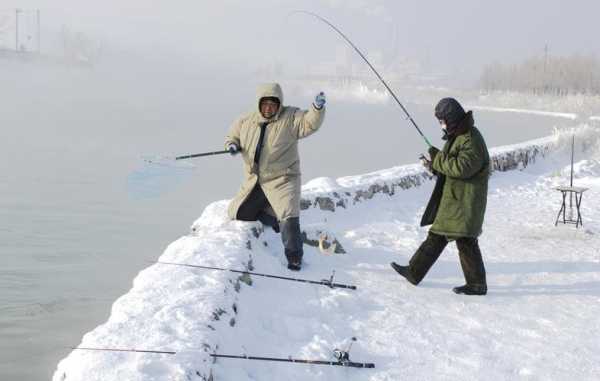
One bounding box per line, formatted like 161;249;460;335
0;1;594;380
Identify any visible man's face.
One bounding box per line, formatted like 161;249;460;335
438;119;447;131
260;99;279;119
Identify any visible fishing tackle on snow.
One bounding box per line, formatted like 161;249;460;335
290;10;433;148
333;336;356;363
212;337;373;368
71;346;374;368
155;261;357;290
210;353;374;369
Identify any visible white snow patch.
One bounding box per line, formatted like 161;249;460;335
302;177;341;193
467;105;578;120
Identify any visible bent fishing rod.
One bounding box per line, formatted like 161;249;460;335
154;261;357;290
291;10;432;148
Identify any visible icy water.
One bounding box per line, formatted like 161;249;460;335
0;57;576;380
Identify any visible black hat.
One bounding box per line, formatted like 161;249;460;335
435;98;466;127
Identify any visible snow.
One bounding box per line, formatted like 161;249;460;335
466;105;578;120
302;177;342;193
53;124;600;381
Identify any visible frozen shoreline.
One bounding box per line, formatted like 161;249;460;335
53;122;600;380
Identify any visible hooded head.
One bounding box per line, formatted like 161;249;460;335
257;83;283;120
434;97;473;139
435;98;465;126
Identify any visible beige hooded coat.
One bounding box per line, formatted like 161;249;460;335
225;83;325;221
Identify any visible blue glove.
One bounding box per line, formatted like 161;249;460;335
228;143;240;156
314;92;326;109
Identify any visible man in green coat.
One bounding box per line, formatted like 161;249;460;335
225;83;326;271
391;98;490;295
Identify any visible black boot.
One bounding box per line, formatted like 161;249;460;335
455;237;487;293
390;262;418;285
281;217;303;271
452;284;487;295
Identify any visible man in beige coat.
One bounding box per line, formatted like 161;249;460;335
225;83;326;271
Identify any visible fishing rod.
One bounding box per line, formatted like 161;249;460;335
70;346;375;368
210;353;375;369
155;261;357;290
175;150;230;161
213;336;373;368
290;10;433;148
141;149;233;166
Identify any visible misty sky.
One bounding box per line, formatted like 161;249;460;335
2;0;599;79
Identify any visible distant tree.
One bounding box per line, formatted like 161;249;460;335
479;54;600;95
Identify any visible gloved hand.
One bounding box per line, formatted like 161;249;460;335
420;154;433;173
314;92;326;109
228;143;240;156
428;146;440;161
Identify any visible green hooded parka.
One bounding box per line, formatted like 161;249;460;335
421;113;490;238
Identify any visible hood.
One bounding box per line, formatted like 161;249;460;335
435;97;466;127
256;83;284;121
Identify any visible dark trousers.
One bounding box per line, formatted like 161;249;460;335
408;232;487;286
236;185;303;265
236;185;278;227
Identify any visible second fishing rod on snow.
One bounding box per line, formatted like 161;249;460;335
291;10;432;148
154;261;357;290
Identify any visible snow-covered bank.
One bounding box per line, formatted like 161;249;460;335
298;126;595;214
54;125;600;381
467;105;577;120
288;78;600;117
405;86;600;116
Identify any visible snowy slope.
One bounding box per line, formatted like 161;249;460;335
54;125;600;381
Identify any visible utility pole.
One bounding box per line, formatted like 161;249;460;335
543;44;549;93
37;9;41;53
544;44;548;72
15;8;19;51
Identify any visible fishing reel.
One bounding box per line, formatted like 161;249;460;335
321;270;336;289
333;337;356;363
333;349;350;362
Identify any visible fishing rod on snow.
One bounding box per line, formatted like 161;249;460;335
154;261;357;290
70;342;375;369
212;336;373;368
210;353;374;369
290;10;433;148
